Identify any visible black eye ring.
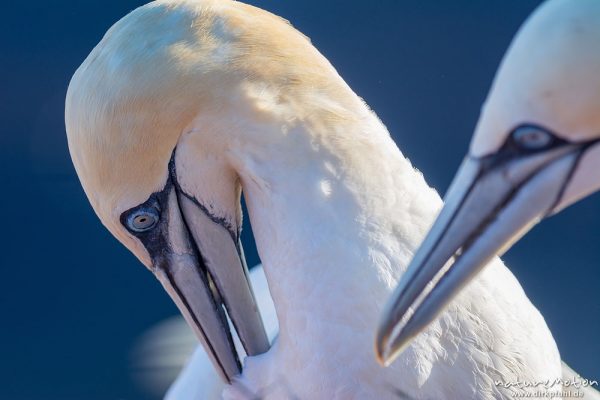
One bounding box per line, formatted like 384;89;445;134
126;208;160;233
511;125;555;151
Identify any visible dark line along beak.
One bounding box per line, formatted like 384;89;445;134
152;187;269;383
375;143;583;366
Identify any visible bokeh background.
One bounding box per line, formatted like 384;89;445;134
2;1;598;399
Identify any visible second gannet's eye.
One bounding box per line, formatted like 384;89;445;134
511;126;554;151
126;208;160;232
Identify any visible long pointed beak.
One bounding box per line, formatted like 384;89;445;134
376;144;582;366
153;188;269;383
177;193;270;358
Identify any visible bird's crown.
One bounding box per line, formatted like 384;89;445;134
65;0;348;239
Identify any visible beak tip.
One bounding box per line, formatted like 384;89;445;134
375;317;413;367
375;351;392;367
374;340;399;367
374;340;387;367
374;324;396;368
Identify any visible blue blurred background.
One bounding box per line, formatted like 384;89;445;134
2;1;598;399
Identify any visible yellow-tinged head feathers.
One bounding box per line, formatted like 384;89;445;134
471;0;600;157
65;0;356;241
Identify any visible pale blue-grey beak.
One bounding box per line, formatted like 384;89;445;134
376;140;583;365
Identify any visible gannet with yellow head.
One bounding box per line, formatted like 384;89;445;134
66;0;563;398
378;0;600;366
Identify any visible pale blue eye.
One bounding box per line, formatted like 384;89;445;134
512;126;553;150
127;208;159;232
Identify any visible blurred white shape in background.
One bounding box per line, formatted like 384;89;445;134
130;316;199;398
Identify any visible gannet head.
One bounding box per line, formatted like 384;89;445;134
65;0;341;382
377;0;600;364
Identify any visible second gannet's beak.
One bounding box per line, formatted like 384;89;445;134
134;159;270;383
376;125;597;366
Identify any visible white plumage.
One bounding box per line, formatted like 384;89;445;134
64;0;575;399
147;266;597;400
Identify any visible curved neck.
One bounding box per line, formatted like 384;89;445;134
228;95;442;351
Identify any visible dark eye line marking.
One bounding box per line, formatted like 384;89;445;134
119;178;172;237
477;123;600;169
118;148;241;245
474;124;566;170
508;124;565;152
167;150;241;244
545;146;588;217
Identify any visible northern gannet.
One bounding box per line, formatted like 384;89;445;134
377;0;600;370
66;0;563;398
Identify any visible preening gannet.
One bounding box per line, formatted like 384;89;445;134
377;0;600;370
66;0;564;398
